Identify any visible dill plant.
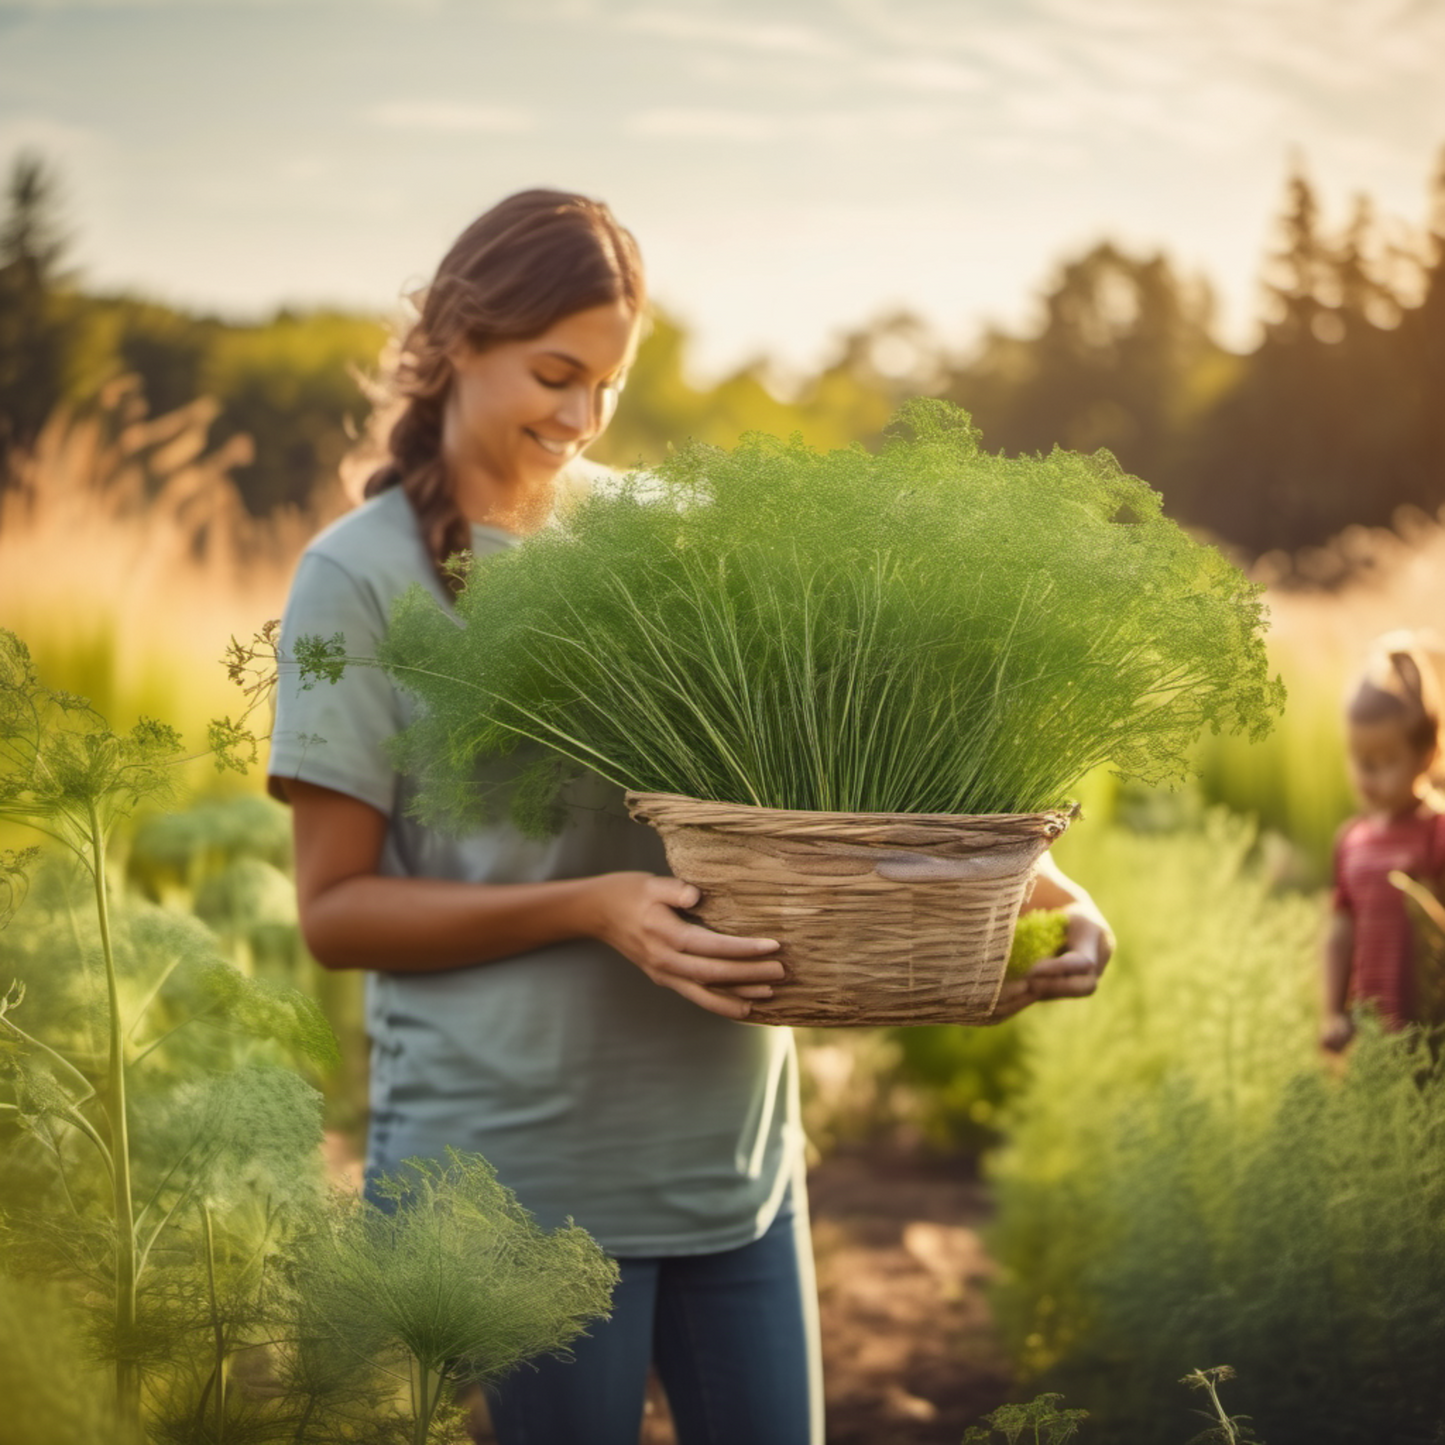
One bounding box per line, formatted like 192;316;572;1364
988;808;1445;1445
304;1152;619;1445
0;629;618;1443
351;400;1282;834
0;621;337;1441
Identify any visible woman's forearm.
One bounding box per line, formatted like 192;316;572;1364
300;871;610;972
286;781;781;1012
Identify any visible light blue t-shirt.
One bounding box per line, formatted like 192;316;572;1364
268;485;800;1254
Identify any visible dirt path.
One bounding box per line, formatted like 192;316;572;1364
640;1146;1014;1445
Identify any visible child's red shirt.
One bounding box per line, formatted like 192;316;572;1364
1331;806;1445;1027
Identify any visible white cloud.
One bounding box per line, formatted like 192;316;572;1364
798;105;962;143
621;101;966;145
870;55;986;94
618;8;844;59
366;101;537;134
622;107;779;142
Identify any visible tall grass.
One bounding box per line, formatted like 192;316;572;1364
0;379;335;742
0;386;373;1133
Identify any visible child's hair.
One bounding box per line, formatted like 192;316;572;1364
1347;631;1442;756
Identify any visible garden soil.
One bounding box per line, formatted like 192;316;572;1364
795;1146;1014;1445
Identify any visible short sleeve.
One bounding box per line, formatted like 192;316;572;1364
267;550;403;815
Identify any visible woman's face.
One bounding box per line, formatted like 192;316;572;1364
444;298;640;518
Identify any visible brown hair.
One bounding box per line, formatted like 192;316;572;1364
1347;632;1442;756
365;189;645;587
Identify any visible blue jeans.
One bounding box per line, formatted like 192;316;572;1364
485;1198;823;1445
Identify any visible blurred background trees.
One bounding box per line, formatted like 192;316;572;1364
3;146;1443;560
0;153;387;517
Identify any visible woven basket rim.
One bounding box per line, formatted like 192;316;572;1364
625;789;1078;849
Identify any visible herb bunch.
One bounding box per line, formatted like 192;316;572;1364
365;400;1282;834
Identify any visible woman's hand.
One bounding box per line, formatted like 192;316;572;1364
584;872;785;1020
986;901;1114;1024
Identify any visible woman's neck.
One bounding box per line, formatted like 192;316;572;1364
447;459;555;536
441;417;556;537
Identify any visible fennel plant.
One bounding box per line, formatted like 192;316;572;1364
0;626;196;1424
304;1152;619;1445
1;627;618;1443
0;626;335;1436
325;400;1283;836
991;809;1445;1445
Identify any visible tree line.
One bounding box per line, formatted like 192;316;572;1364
2;149;1442;556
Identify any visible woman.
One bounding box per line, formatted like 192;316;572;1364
269;189;1111;1445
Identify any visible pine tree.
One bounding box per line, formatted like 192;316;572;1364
0;153;72;472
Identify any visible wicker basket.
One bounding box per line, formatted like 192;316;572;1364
625;791;1076;1026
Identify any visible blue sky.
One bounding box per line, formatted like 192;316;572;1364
2;0;1442;376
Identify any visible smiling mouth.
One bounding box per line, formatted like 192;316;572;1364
526;431;577;459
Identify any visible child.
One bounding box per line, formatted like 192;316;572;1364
1322;633;1445;1051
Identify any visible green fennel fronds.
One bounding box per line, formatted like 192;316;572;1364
304;1150;618;1445
962;1391;1089;1444
344;400;1283;835
1006;909;1070;978
0;625;307;1437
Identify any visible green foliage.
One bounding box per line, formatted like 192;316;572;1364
57;300;386;517
959;1372;1262;1445
305;1151;618;1444
0;148;383;518
0;1275;141;1444
963;1391;1088;1444
0;627;183;861
1007;909;1069;978
200;309;388;513
1180;1367;1264;1445
130;795;291;880
0;846;340;1436
877;1020;1028;1151
10;150;1445;561
1188;641;1362;888
947;243;1225;509
354;400;1280;835
944;154;1445;556
0;844;38;927
590;307;915;469
990;809;1445;1444
0;152;75;468
1180;160;1445;553
1;631;611;1443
